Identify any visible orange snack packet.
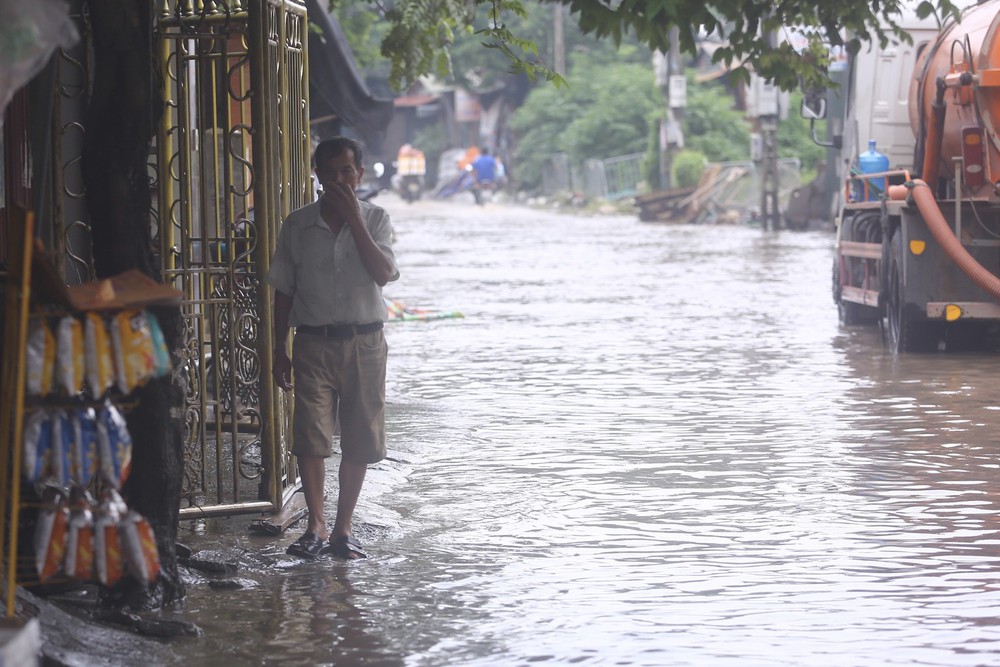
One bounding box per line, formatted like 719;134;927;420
110;309;155;393
65;487;95;580
33;488;69;582
121;510;160;583
94;489;126;586
84;313;114;398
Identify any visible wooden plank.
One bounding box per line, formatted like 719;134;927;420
0;207;33;618
839;240;882;260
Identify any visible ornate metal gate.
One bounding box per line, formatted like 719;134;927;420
156;0;311;518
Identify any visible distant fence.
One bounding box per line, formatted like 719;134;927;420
543;152;646;201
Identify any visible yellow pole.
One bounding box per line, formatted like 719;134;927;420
1;210;34;616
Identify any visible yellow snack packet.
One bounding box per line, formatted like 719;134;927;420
84;313;114;397
57;316;85;396
110;310;155;393
27;319;56;396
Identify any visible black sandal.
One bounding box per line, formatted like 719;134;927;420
327;535;367;560
286;532;326;559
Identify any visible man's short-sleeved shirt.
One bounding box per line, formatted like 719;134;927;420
266;200;399;326
472;154;497;183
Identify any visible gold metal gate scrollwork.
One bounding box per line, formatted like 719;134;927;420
155;0;310;519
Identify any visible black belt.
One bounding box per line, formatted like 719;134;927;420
297;321;383;339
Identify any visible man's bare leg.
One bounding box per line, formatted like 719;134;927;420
297;455;329;540
332;459;367;554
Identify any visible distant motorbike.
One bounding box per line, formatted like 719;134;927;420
399;174;423;203
471;178;493;206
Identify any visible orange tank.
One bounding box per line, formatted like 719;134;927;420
909;0;1000;195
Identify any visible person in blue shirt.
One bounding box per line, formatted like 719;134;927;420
470;148;498;204
471;148;497;184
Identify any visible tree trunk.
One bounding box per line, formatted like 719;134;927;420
81;0;184;609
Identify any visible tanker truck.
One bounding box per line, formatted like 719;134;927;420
804;0;1000;351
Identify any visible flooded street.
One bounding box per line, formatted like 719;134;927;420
165;193;1000;666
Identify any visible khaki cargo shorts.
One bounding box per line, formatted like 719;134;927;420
291;329;388;464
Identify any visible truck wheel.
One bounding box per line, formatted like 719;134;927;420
886;232;938;352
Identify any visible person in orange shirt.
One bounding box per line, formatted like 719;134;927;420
394;144;426;202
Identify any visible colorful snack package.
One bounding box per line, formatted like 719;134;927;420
84;313;114;398
33;487;69;582
26;319;56;396
121;510;160;583
64;486;95;581
50;410;74;489
23;410;53;484
94;488;126;587
71;407;99;486
96;402;133;489
110;309;155;393
144;311;172;378
56;316;85;396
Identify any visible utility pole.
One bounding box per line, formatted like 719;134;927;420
553;5;565;76
653;27;684;191
759;114;780;231
751;32;783;231
749;75;783;231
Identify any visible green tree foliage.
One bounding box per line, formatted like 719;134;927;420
672;149;707;188
778;89;826;180
508;52;659;188
330;0;960;92
332;3;389;71
444;2;650;91
683;78;750;163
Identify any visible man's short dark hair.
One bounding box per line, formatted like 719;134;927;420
314;136;363;169
480;147;491;156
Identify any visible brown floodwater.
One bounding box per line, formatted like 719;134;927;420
124;193;1000;666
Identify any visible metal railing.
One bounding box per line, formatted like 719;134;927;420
157;0;310;518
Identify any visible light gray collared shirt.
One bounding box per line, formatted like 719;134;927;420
265;200;399;326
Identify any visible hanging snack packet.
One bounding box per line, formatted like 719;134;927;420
50;410;74;489
33;487;69;582
71;407;99;486
96;402;133;489
64;486;95;581
110;309;155;393
26;319;56;396
23;410;53;484
121;510;160;583
56;316;85;396
94;488;127;587
84;313;114;398
144;311;172;378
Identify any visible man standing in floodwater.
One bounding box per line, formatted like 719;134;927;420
266;136;399;560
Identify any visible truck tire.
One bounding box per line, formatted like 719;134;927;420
886;232;939;353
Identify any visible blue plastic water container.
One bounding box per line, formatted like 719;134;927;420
858;139;889;200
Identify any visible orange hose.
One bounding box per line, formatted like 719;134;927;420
908;179;1000;300
888;184;909;201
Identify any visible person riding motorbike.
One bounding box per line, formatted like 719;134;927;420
469;148;498;205
394;144;426;202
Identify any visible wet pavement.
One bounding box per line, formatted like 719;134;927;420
49;191;1000;665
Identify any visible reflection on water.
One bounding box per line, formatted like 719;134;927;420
167;197;1000;666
